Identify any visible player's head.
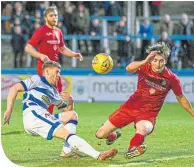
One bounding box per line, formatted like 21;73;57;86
146;42;170;73
44;6;58;27
42;61;61;86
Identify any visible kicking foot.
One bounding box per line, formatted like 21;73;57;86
124;144;147;159
97;148;118;161
106;131;121;145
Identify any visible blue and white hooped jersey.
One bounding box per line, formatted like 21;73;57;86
20;75;67;111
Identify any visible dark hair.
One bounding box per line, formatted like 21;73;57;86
146;42;170;61
43;6;58;16
42;61;61;71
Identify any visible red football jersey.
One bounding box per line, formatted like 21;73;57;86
123;63;183;115
28;25;65;63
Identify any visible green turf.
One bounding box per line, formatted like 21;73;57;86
1;101;194;167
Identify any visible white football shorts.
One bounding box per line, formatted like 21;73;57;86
23;106;63;140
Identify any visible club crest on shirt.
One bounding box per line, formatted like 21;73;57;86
149;88;156;94
160;80;167;86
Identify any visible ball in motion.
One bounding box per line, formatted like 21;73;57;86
92;53;113;74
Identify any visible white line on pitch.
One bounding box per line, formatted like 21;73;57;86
108;155;194;167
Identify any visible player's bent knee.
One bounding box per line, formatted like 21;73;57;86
136;121;153;136
71;111;78;120
136;127;147;135
95;129;106;139
144;121;153;135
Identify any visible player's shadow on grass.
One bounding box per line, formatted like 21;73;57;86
2;130;24;135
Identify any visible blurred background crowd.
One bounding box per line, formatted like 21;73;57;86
1;1;194;69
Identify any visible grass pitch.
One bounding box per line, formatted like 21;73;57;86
1;101;194;167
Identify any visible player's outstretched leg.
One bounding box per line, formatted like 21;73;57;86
55;127;118;160
106;130;121;145
124;144;147;159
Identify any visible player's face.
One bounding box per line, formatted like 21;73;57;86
151;54;166;73
45;10;58;27
47;67;61;86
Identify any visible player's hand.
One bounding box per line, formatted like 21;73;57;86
60;91;74;102
3;110;12;125
144;51;157;63
74;53;83;61
40;54;50;62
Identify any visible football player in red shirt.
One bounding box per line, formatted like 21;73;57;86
95;43;194;159
25;6;83;114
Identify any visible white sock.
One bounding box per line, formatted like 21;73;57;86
66;134;100;159
63;142;72;154
64;120;78;134
63;120;78;154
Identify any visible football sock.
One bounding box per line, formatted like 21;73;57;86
48;104;54;114
106;131;117;141
63;141;72;154
63;120;78;154
66;134;100;159
64;120;78;134
128;133;145;150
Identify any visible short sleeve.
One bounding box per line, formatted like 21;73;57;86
136;64;150;74
28;28;42;46
20;75;40;91
59;30;65;47
170;74;183;96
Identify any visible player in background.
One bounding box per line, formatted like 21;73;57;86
3;61;117;160
95;43;194;159
25;6;83;114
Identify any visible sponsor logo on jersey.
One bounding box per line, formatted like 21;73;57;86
145;79;167;91
42;95;51;105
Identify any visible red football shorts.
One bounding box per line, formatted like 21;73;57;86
109;105;157;129
37;62;63;93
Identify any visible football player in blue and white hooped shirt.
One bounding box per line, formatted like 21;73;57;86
3;61;118;161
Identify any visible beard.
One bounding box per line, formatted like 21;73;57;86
47;19;57;27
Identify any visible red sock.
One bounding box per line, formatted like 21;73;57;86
128;133;145;150
107;131;117;141
48;104;54;114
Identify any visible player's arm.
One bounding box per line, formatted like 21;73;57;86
126;51;156;73
62;99;74;112
59;46;83;61
57;91;74;112
3;83;25;125
25;44;50;62
176;94;194;117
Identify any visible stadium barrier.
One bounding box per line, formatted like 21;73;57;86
2;34;194;40
3;34;193;67
2;68;194;103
